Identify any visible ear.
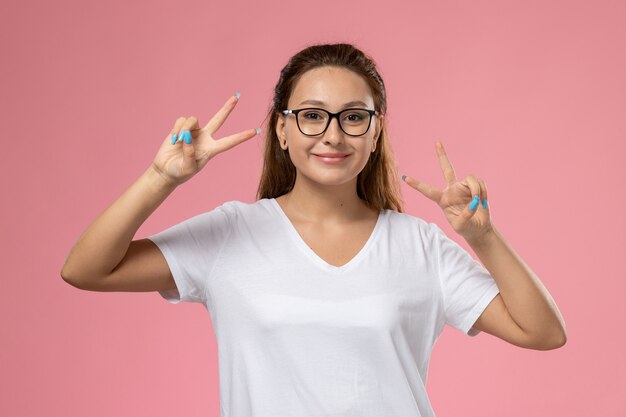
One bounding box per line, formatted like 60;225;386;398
275;113;288;150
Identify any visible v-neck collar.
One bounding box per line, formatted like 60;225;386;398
268;197;386;274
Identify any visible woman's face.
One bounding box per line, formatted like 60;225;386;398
276;66;382;188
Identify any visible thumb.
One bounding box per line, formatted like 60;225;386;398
462;195;481;220
181;130;198;168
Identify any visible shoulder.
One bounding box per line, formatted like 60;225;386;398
376;210;442;251
210;198;278;225
383;209;442;244
218;198;274;215
376;210;447;267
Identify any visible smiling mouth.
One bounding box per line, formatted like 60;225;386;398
312;154;351;163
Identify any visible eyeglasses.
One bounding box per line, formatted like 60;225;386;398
282;107;379;137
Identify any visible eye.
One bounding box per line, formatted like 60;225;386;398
342;110;368;123
345;113;364;121
302;110;323;119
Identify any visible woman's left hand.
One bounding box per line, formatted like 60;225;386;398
402;141;493;243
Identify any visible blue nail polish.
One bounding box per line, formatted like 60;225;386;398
177;131;184;142
482;199;488;209
469;195;479;211
184;130;192;144
171;133;177;144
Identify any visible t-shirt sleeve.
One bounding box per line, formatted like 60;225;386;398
146;203;233;305
430;222;500;337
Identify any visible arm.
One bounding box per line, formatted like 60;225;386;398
61;95;258;292
467;224;567;350
403;141;566;350
60;165;178;290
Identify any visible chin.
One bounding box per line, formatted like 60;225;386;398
300;171;360;187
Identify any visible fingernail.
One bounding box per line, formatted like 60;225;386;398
469;195;480;211
401;175;407;182
171;133;177;144
255;127;261;135
178;130;186;142
184;131;192;144
234;91;241;100
482;199;488;209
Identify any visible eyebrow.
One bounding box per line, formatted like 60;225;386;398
297;99;370;109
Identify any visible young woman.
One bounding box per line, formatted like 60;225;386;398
61;43;566;417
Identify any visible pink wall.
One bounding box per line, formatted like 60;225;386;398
1;0;624;415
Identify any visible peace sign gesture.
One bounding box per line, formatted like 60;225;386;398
151;92;260;187
402;141;493;243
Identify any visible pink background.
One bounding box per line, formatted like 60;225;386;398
1;0;624;415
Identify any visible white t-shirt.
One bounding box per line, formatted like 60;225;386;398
147;198;500;417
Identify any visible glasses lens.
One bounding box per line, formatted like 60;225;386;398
297;109;328;135
339;109;371;136
297;109;371;136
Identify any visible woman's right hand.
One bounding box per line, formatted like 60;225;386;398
151;92;260;187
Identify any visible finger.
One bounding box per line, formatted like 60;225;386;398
172;116;199;145
175;116;200;144
478;178;489;210
205;127;261;157
464;175;482;213
181;129;197;162
204;93;241;135
169;116;187;145
435;141;457;186
464;175;481;198
180;116;200;133
402;175;442;202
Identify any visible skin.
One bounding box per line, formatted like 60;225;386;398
62;63;566;351
274;66;384;266
274;66;567;350
404;143;567;349
59;93;260;291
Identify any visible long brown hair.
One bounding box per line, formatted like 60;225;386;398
255;42;404;213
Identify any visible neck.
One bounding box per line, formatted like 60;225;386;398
278;175;374;224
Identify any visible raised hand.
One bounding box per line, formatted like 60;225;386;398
402;141;493;243
151;92;260;186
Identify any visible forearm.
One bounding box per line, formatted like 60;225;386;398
467;224;567;342
61;165;177;284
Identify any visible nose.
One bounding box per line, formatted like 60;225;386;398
322;115;344;145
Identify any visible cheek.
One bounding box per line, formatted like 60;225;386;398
285;139;313;163
284;126;301;146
